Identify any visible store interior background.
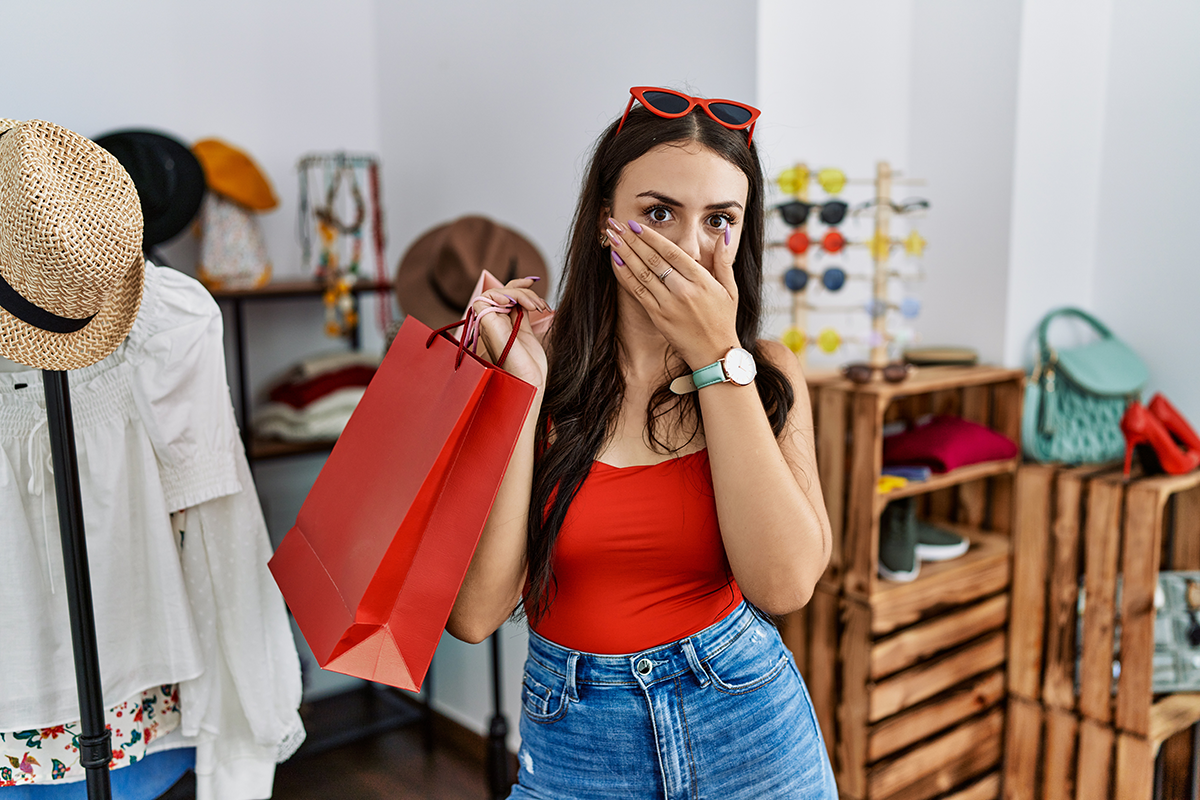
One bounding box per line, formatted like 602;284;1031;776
5;0;1197;757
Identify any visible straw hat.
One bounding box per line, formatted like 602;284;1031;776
394;215;548;329
0;119;145;370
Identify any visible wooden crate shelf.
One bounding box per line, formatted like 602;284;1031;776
1003;463;1200;799
869;528;1010;634
876;458;1019;510
787;365;1023;800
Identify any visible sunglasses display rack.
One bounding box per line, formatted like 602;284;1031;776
769;161;928;374
297;152;392;338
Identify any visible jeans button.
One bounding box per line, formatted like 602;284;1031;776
636;658;652;675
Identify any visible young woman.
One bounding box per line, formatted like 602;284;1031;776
448;87;837;799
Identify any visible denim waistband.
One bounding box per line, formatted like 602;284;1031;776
526;601;762;690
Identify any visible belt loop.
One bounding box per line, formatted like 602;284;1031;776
681;638;710;688
565;651;580;702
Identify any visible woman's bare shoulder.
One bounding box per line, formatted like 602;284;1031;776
756;339;804;381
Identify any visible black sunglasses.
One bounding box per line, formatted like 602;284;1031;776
852;197;929;217
775;199;848;227
841;361;914;385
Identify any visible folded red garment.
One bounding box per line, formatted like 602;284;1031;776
883;415;1017;473
268;364;377;409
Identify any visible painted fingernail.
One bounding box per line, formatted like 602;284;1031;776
607;218;624;233
609;233;624;248
524;275;541;282
724;226;731;246
502;294;518;305
612;251;625;266
627;220;643;234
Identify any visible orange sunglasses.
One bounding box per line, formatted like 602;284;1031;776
616;86;761;145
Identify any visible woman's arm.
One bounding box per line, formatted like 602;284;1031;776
444;278;548;643
700;340;832;615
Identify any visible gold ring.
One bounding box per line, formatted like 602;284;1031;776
658;267;674;282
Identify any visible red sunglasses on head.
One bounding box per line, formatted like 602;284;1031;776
616;86;761;145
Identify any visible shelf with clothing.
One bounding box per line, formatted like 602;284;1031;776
210;277;391;460
208;277;436;760
785;364;1023;800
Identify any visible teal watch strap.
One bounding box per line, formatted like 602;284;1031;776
690;361;726;390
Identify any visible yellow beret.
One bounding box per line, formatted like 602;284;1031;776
192;138;278;211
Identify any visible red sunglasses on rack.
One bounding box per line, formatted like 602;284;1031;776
616;87;761;145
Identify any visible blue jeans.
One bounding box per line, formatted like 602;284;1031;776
509;601;838;799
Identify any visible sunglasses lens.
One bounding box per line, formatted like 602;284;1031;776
779;201;810;226
822;267;847;292
842;364;872;384
882;363;910;383
820;201;848;226
709;102;753;126
784;267;810;292
642;91;690;115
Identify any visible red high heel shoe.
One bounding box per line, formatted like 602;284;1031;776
1121;401;1200;478
1149;393;1200;453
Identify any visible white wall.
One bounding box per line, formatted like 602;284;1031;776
1091;0;1200;421
372;0;759;749
907;1;1023;365
1003;0;1116;367
757;0;916;371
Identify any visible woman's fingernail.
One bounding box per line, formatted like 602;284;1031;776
724;226;731;246
524;275;541;282
627;220;643;234
502;294;517;305
612;251;625;267
609;233;624;248
608;218;624;233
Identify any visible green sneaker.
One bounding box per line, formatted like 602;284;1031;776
914;520;970;562
879;499;919;582
897;496;968;561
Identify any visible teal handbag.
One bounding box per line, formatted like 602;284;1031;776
1022;308;1148;464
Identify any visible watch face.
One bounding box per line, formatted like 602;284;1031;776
725;348;757;385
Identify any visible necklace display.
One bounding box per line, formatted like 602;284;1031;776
298;153;390;338
314;165;365;336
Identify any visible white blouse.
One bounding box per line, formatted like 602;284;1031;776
0;261;303;798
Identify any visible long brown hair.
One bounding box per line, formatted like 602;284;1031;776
523;103;794;625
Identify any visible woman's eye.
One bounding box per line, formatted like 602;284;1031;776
708;214;732;230
647;206;673;224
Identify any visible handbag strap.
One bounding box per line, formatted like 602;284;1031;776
1037;307;1115;365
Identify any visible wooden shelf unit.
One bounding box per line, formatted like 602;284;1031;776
1005;464;1200;799
787;364;1024;800
211;277;391;459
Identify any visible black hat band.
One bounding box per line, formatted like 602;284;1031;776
0;270;95;333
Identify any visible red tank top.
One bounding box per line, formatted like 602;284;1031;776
531;449;743;654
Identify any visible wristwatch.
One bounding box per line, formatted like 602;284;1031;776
670;347;757;394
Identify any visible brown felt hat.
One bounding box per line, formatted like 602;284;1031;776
394;215;548;329
0;119;145;370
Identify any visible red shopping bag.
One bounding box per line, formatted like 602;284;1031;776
269;310;535;691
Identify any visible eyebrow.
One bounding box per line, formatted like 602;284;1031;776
635;191;744;212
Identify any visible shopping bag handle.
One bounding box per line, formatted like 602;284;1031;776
426;305;524;370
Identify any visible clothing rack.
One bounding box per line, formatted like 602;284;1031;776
43;370;112;800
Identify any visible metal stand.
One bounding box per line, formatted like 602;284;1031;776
486;633;512;799
43;370;112;799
